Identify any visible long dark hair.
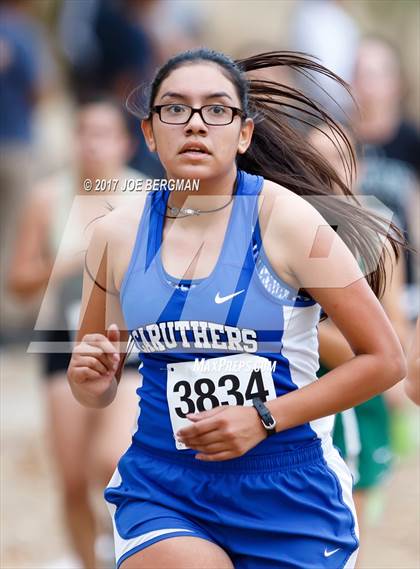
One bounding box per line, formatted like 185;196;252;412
125;48;406;299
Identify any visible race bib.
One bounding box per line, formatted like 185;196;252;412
167;353;277;450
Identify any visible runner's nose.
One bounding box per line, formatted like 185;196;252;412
184;111;208;135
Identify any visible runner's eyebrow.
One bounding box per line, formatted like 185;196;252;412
160;91;233;102
205;92;233;101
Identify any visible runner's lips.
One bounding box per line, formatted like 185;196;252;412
179;143;211;154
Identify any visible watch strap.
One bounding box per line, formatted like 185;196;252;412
252;397;277;436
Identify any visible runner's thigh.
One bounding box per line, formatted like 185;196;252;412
120;536;234;569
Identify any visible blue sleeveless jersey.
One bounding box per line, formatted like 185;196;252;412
121;169;332;456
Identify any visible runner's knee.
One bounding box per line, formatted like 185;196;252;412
62;475;89;504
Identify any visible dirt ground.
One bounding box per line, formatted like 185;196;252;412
1;345;419;569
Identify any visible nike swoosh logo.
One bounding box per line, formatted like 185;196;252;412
324;548;341;558
215;289;245;304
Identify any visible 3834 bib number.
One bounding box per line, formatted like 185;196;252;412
167;354;276;450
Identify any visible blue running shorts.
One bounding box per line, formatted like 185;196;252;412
105;439;359;568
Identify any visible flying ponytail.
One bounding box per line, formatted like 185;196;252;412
125;48;407;299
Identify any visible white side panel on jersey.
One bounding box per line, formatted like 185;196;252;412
281;304;335;440
281;304;359;563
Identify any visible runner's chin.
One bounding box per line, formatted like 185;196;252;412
172;157;215;179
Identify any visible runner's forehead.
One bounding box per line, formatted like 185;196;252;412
155;64;240;105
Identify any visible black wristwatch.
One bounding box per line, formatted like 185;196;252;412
252;397;277;437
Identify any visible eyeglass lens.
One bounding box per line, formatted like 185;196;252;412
160;104;234;125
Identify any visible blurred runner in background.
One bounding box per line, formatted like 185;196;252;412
351;36;420;321
59;0;159;180
0;0;56;340
136;0;204;63
308;123;411;568
8;97;143;569
290;0;359;120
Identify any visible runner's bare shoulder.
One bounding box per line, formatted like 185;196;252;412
257;179;327;286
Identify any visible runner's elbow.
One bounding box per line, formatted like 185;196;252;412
381;350;407;389
405;378;420;406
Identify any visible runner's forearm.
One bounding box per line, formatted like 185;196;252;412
266;353;406;433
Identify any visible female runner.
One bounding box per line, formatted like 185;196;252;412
9;97;142;568
67;49;406;569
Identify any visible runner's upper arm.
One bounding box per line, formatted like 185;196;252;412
272;191;404;370
77;217;129;381
8;186;51;297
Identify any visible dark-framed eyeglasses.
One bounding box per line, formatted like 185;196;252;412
151;104;244;126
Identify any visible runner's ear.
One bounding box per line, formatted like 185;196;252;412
141;119;156;152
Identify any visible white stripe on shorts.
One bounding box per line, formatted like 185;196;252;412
341;408;361;485
321;438;360;569
105;467;195;563
113;526;194;562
